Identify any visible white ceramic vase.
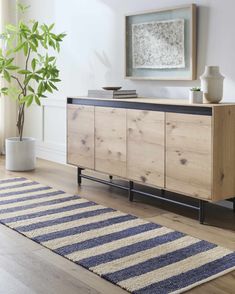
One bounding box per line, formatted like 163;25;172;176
189;90;203;104
5;137;36;171
200;66;224;104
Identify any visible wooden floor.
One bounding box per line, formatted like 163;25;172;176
0;156;234;294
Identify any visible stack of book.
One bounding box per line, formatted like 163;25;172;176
88;90;138;99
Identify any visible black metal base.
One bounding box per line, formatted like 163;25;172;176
77;167;83;186
77;167;208;223
227;198;235;213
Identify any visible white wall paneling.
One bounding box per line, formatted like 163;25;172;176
24;98;66;163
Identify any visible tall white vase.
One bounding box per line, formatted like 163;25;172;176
200;66;224;104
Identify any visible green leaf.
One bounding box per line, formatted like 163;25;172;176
31;37;38;47
20;95;29;103
5;58;14;66
21;31;28;39
26;94;34;107
56;42;60;52
6;65;19;70
1;87;8;92
32;74;43;82
17;2;30;14
32;21;38;32
49;82;58;91
3;70;11;82
34;95;41;106
46;83;53;93
37;82;44;94
23;42;28;56
40;24;47;32
57;33;67;40
51;78;61;82
48;39;55;49
24;75;32;85
14;42;25;52
48;56;56;62
29;42;37;52
38;94;47;98
6;49;13;57
18;69;31;75
7;86;21;100
35;34;43;40
41;39;48;49
31;58;36;71
6;24;18;32
28;85;35;93
49;23;55;31
0;87;8;95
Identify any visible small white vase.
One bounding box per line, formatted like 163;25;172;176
189;90;203;104
200;66;224;104
5;137;36;171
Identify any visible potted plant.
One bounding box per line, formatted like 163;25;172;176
0;2;66;171
189;87;203;104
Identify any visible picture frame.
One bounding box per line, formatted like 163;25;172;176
125;4;196;81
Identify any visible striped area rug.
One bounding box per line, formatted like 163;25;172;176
0;177;234;294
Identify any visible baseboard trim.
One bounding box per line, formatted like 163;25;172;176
36;142;66;164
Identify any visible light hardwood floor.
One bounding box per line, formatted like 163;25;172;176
0;156;234;294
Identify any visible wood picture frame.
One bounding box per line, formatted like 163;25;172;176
125;4;197;81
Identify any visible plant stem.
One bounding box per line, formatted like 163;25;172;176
23;48;31;95
16;48;31;141
11;75;24;92
19;104;25;141
16;103;25;141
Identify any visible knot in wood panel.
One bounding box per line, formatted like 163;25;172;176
140;176;147;183
180;158;188;165
176;150;182;156
220;172;225;182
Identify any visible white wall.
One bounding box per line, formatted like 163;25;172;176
0;0;17;154
20;0;235;163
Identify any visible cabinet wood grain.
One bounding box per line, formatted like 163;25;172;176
127;109;165;187
212;106;235;200
95;107;127;177
166;113;212;199
67;105;95;169
67;98;235;203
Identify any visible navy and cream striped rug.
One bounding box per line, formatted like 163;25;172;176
0;177;234;294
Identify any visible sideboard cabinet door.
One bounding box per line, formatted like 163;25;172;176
166;113;212;199
95;107;127;177
127;110;165;187
67;104;95;169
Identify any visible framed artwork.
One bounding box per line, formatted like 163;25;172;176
125;4;196;80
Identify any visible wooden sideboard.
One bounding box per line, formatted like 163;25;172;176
67;97;235;223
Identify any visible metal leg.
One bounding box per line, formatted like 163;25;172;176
109;175;113;181
199;200;205;224
77;167;83;186
129;181;134;202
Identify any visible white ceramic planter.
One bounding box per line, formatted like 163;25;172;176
5;137;36;171
200;66;224;104
189;90;203;104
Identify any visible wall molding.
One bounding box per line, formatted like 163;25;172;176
36;141;66;164
36;98;66;163
40;97;67;107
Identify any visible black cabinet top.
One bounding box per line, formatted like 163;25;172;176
67;97;214;116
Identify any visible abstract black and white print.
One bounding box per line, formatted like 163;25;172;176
132;19;185;69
